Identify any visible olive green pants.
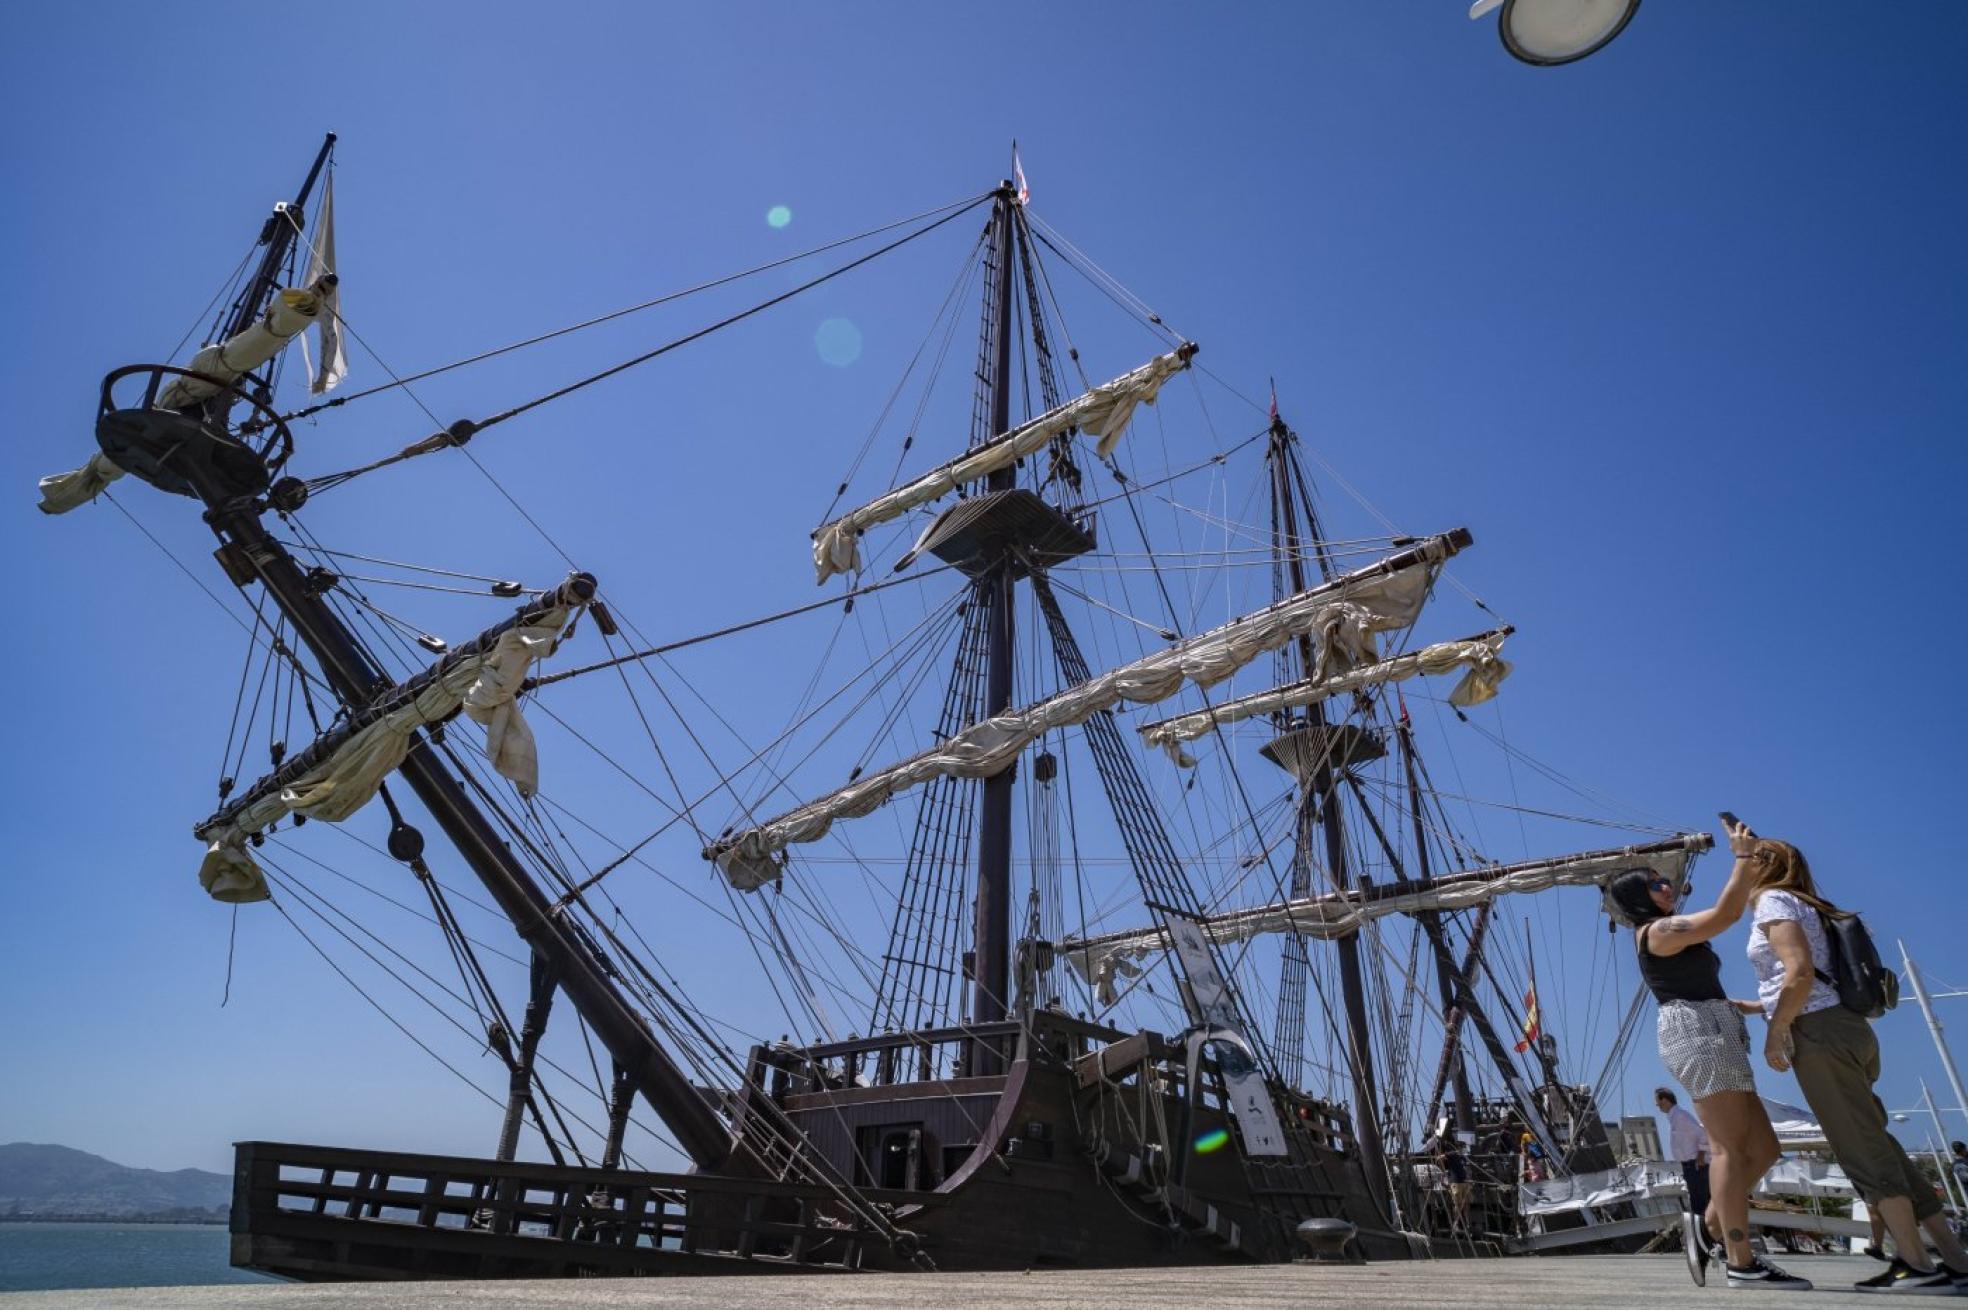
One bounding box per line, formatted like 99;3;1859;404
1791;1005;1940;1221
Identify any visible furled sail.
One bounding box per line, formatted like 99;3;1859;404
1137;627;1513;765
810;344;1197;583
195;593;585;904
1062;834;1710;1004
156;282;333;408
709;530;1469;890
38;283;332;515
36;452;128;516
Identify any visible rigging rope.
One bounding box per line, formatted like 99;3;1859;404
527;564;956;690
279;190;994;425
301;196;992;496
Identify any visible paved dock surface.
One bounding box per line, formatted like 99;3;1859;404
0;1255;1914;1308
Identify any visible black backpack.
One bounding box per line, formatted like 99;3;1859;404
1813;908;1900;1020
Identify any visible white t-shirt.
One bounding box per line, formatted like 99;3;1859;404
1664;1104;1708;1162
1746;890;1842;1019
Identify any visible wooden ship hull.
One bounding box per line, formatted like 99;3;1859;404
233;1012;1408;1280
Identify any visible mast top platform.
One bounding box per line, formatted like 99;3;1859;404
919;488;1096;579
95;363;292;502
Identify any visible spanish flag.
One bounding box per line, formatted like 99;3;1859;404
1513;986;1541;1053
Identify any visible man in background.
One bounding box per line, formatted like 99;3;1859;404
1434;1137;1473;1235
1658;1087;1712;1225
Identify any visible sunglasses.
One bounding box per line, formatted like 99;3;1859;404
1646;878;1676;894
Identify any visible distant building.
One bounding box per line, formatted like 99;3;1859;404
1617;1114;1663;1162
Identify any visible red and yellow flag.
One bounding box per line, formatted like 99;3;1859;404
1513;986;1541;1053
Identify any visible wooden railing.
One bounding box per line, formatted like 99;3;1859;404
234;1140;933;1274
756;1010;1124;1092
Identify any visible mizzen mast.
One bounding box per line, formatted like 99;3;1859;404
1259;400;1391;1206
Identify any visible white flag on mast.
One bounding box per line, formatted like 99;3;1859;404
303;170;347;394
1012;146;1030;206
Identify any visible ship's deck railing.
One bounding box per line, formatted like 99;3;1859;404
757;1009;1126;1092
235;1140;934;1270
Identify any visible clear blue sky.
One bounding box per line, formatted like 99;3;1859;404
4;2;1966;1177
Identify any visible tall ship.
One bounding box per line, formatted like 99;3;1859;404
36;137;1708;1279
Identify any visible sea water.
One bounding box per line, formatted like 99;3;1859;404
0;1223;276;1292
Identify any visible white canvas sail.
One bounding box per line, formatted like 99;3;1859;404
812;345;1196;583
195;600;583;904
1137;628;1513;766
36;452;127;515
710;532;1466;890
1063;836;1709;1004
303;171;347;395
156;284;330;409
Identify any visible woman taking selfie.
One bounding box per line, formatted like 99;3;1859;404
1746;838;1968;1293
1607;817;1808;1291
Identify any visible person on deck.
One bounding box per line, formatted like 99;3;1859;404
1518;1132;1547;1185
1435;1139;1473;1235
1743;839;1968;1293
1608;817;1809;1291
1656;1087;1712;1225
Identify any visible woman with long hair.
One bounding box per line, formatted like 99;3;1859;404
1745;838;1968;1293
1607;817;1808;1290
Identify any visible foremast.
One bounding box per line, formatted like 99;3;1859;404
64;141;737;1173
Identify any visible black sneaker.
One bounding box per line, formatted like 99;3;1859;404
1683;1212;1709;1286
1865;1243;1890;1261
1945;1263;1968;1291
1726;1257;1814;1291
1854;1259;1955;1294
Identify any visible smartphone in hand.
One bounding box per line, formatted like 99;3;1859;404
1717;811;1740;830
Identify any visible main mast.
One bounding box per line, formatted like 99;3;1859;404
970;182;1019;1051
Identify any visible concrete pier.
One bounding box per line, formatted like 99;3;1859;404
0;1254;1904;1308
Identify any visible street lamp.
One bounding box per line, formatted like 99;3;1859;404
1470;0;1643;67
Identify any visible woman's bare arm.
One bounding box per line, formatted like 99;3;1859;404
1760;918;1816;1072
1647;819;1760;956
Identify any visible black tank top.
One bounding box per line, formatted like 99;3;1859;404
1636;922;1727;1004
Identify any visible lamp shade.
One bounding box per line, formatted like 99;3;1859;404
1497;0;1641;66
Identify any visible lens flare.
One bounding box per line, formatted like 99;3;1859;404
814;318;862;367
767;205;793;229
1193;1127;1231;1155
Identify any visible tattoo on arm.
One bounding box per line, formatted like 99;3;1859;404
1659;916;1693;935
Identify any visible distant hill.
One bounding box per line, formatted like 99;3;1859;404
0;1143;229;1218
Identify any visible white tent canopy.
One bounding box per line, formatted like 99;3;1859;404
1757;1157;1855;1198
1762;1096;1831;1151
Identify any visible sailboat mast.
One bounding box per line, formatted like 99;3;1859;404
969;181;1019;1047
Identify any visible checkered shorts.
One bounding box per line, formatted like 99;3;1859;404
1658;998;1757;1100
